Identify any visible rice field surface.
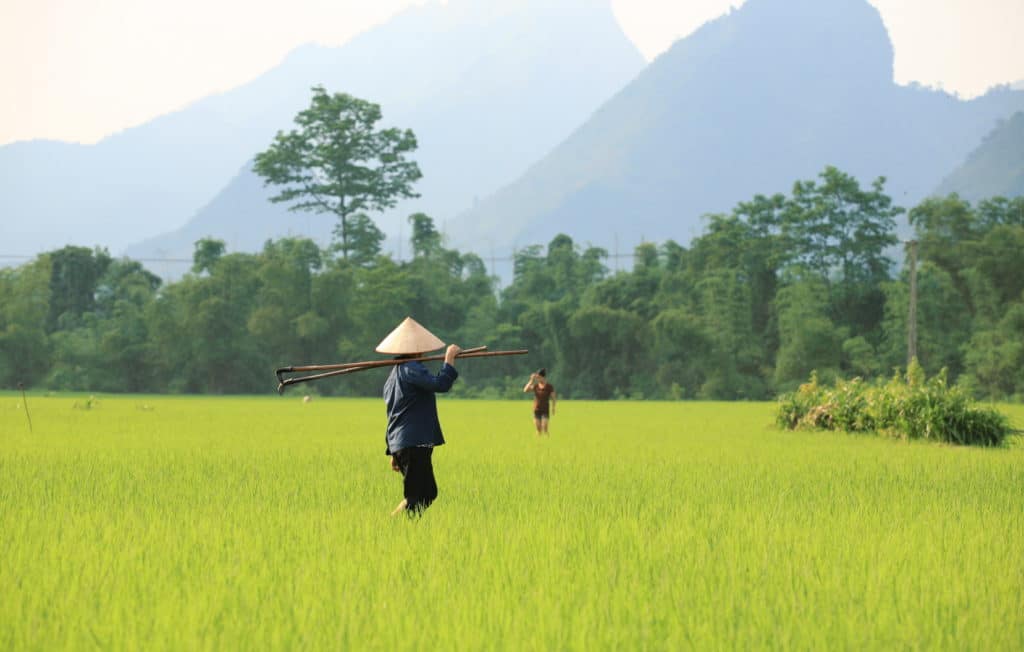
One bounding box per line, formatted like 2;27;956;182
2;394;1022;650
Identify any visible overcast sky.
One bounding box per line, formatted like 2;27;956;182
2;0;1022;145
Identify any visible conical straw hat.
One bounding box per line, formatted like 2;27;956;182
375;317;445;355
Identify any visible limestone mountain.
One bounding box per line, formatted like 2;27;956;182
449;0;1024;255
934;111;1024;202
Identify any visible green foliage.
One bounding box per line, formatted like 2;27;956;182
45;245;112;333
906;194;1024;391
783;167;901;282
695;268;766;399
4;166;1023;402
0;257;52;387
961;299;1024;400
564;305;648;399
408;212;442;259
908;194;1024;320
253;86;421;258
782;168;901;335
879;261;970;377
773;276;843;390
334;213;384;265
650;308;707;398
841;335;879;378
192;238;226;274
776;361;1011;446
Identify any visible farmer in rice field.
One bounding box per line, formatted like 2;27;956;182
378;317;461;516
523;368;556;436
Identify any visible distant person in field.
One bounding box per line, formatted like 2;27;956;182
523;368;556;436
378;317;461;517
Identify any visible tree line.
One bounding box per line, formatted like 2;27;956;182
2;167;1021;400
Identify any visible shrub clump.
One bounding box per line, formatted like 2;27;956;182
776;360;1011;447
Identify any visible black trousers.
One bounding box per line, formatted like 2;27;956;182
394;447;438;513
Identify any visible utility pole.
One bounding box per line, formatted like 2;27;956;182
906;239;919;367
613;233;619;273
18;383;33;433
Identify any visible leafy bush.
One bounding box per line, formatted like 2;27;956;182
776;360;1011;447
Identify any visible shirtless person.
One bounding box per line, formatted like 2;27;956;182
523;368;556;436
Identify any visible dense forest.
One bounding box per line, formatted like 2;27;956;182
1;167;1022;400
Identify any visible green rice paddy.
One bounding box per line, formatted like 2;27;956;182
2;394;1022;650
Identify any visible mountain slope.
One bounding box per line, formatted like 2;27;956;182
122;0;645;275
1;58;309;257
3;0;645;265
934;111;1024;201
449;0;1024;254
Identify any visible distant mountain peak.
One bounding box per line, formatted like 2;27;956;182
448;0;1024;256
719;0;893;87
442;0;611;11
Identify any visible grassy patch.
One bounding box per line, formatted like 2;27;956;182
1;395;1022;650
777;364;1012;446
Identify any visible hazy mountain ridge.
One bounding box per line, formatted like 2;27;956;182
124;0;645;276
449;0;1024;254
0;68;305;256
0;2;448;257
3;0;645;268
6;0;1023;273
934;111;1024;201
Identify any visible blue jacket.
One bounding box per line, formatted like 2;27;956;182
383;361;459;455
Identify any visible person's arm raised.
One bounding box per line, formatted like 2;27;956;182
403;344;462;393
444;344;462;367
523;373;537;392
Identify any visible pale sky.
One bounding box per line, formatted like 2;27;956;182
1;0;1022;146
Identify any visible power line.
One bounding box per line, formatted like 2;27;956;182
1;250;644;265
0;253;194;263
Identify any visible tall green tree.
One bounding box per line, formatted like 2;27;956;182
564;306;648;399
339;213;385;266
502;235;607;322
782;167;901;336
650;308;708;398
910;194;1024;327
148;247;264;393
192;238;226;275
964;200;1024;322
908;194;979;315
408;212;443;259
773;275;843;389
0;258;52;388
584;243;661;321
247;238;324;369
879;262;970;378
253;86;421;258
961;300;1024;399
45;246;112;333
672;211;780;398
47;258;162;392
696;268;765;399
